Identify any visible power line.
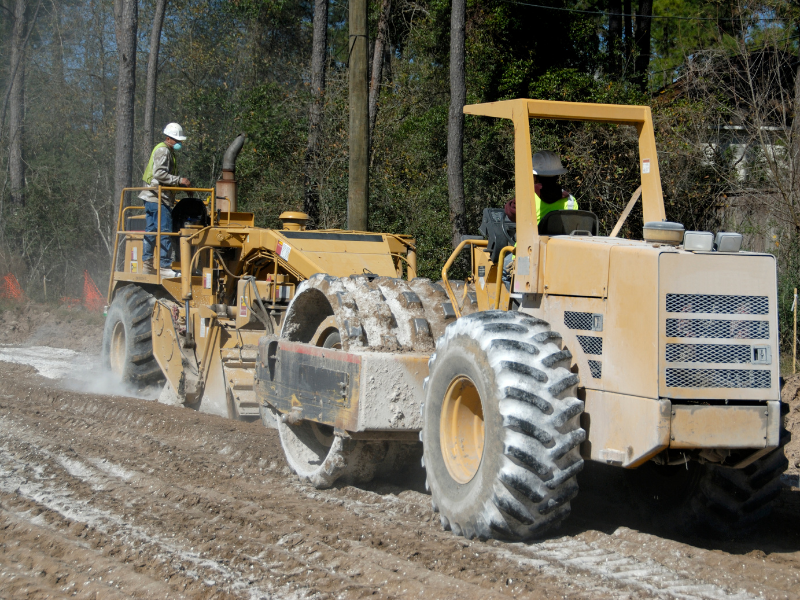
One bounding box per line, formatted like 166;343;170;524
500;0;791;22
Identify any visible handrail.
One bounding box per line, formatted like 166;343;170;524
441;239;488;319
116;230;181;236
108;186;217;301
493;246;516;310
121;205;144;218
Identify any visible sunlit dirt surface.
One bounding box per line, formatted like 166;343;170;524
2;311;800;598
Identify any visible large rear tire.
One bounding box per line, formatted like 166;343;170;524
422;311;585;541
101;285;163;385
625;431;790;538
692;435;789;537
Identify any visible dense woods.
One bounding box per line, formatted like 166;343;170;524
0;0;798;347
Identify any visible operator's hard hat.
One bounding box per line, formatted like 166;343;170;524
532;151;566;176
163;122;187;141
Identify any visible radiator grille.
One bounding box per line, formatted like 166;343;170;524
665;368;770;388
666;318;769;339
665;343;752;364
564;311;593;331
577;335;603;355
588;360;602;379
666;293;768;315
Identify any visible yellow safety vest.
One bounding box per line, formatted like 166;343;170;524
142;142;176;185
535;193;578;224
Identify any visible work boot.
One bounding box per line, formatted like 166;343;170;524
160;268;180;279
143;258;155;274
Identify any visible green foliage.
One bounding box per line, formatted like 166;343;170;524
0;0;797;309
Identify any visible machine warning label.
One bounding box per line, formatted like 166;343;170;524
277;241;291;260
203;272;212;289
240;296;248;318
130;261;138;273
131;247;137;261
642;159;650;174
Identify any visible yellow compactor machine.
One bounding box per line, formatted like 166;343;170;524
253;99;788;541
104;99;788;542
103;133;417;420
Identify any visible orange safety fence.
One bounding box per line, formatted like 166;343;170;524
59;271;105;311
83;271;104;312
0;273;24;301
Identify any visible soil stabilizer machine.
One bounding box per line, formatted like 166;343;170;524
253;99;788;541
103;134;416;420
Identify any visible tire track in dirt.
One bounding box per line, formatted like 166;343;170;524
0;361;799;599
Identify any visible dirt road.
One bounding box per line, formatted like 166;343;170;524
3;307;800;599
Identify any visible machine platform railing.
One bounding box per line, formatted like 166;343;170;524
108;186;216;301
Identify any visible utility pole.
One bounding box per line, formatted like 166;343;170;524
348;0;369;231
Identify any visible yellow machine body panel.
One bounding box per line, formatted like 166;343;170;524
526;235;780;402
516;236;781;467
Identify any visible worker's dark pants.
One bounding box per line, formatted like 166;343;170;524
143;201;173;269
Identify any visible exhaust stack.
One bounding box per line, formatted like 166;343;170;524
216;133;246;212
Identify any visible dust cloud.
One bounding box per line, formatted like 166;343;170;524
0;343;160;400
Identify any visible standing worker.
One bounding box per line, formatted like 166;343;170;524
140;123;191;277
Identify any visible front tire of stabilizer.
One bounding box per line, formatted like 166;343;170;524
101;285;163;385
277;419;389;489
278;419;349;488
422;311;585;541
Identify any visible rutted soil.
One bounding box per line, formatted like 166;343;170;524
3;309;800;598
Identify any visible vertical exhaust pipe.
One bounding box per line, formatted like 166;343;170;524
217;133;246;213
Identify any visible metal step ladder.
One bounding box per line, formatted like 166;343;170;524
220;346;261;417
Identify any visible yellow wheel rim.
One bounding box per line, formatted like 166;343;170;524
440;376;485;484
109;321;127;376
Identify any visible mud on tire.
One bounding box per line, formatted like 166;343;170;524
422;310;585;541
101;285;163;385
274;274;441;489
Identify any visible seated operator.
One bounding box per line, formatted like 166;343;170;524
501;151;577;281
501;150;577;227
533;150;577;223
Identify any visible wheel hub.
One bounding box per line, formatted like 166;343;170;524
109;321;127;376
440;376;485;484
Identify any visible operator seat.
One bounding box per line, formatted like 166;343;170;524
538;209;599;236
172;197;210;231
479;208;516;263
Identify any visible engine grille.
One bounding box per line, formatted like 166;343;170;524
665;368;770;388
577;335;603;355
666;318;769;339
588;360;602;379
564;311;593;330
664;292;772;390
665;343;751;364
665;293;768;315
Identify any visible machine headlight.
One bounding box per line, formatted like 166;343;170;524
683;231;714;252
714;232;743;252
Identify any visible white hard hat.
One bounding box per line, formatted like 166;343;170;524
163;122;187;141
532;150;567;176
